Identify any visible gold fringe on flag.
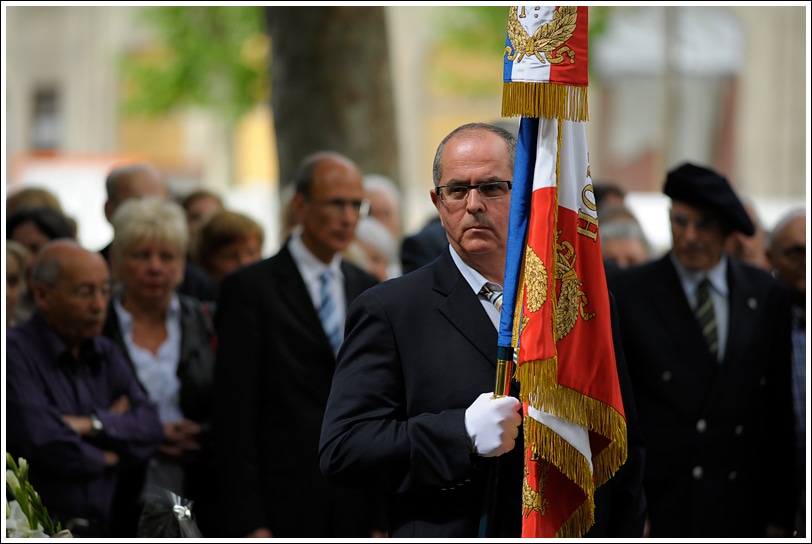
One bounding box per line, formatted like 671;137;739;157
527;421;595;498
520;390;628;537
522;419;597;538
502;82;588;122
559;496;596;538
518;373;629;485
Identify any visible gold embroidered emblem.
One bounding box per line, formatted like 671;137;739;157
505;6;578;65
555;238;596;340
522;453;549;517
523;244;548;313
522;233;596;339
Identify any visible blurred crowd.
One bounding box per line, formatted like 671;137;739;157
4;141;807;539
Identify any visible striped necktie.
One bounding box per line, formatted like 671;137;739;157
694;277;719;359
318;270;342;356
480;282;503;313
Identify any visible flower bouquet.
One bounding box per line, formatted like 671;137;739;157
5;453;71;538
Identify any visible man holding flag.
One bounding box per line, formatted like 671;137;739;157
319;6;646;538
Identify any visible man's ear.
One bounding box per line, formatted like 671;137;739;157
31;280;50;310
291;192;307;224
104;200;116;224
430;187;439;208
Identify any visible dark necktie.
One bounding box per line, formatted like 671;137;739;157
695;278;719;359
480;282;504;313
318;270;342;356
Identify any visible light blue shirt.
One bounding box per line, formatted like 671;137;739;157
670;252;729;362
113;293;183;423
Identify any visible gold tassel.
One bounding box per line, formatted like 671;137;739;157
558;498;596;538
515;357;558;400
502;82;589;122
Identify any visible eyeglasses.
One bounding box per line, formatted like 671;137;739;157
308;198;370;218
435;181;512;205
776;244;805;264
669;213;721;232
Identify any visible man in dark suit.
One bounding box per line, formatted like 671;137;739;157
211;151;382;538
607;163;797;537
319;123;646;538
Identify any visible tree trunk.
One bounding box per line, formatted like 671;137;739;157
265;6;398;191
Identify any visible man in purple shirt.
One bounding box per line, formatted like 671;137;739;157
6;240;164;537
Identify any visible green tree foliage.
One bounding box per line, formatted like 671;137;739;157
119;6;269;122
439;6;509;54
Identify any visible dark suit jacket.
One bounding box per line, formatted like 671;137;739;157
607;253;797;537
211;244;379;538
319;248;646;538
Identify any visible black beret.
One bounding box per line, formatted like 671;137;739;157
663;162;755;236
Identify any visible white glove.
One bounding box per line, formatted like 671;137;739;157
464;392;522;457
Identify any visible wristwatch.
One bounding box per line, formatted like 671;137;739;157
89;412;104;438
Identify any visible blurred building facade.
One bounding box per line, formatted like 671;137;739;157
4;5;808;254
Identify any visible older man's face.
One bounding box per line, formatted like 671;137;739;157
35;250;112;346
295;157;367;264
431;130;513;279
767;215;806;296
669;201;727;272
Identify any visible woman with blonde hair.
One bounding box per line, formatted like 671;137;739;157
101;196;216;536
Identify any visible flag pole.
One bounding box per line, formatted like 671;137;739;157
478;346;515;537
478;111;538;537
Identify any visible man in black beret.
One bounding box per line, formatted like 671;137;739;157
606;162;798;537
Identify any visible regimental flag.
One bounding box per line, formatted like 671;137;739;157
499;6;628;538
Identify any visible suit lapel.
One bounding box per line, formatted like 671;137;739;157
720;261;759;368
652;256;719;374
272;245;323;329
433;250;498;367
701;260;762;415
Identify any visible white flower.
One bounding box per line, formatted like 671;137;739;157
5;453;63;537
6;469;21;495
6;500;48;539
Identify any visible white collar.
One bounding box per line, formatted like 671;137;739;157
449;245;498;295
670;251;729;297
288;229;343;282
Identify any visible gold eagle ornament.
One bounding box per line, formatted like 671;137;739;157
505;6;578;65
